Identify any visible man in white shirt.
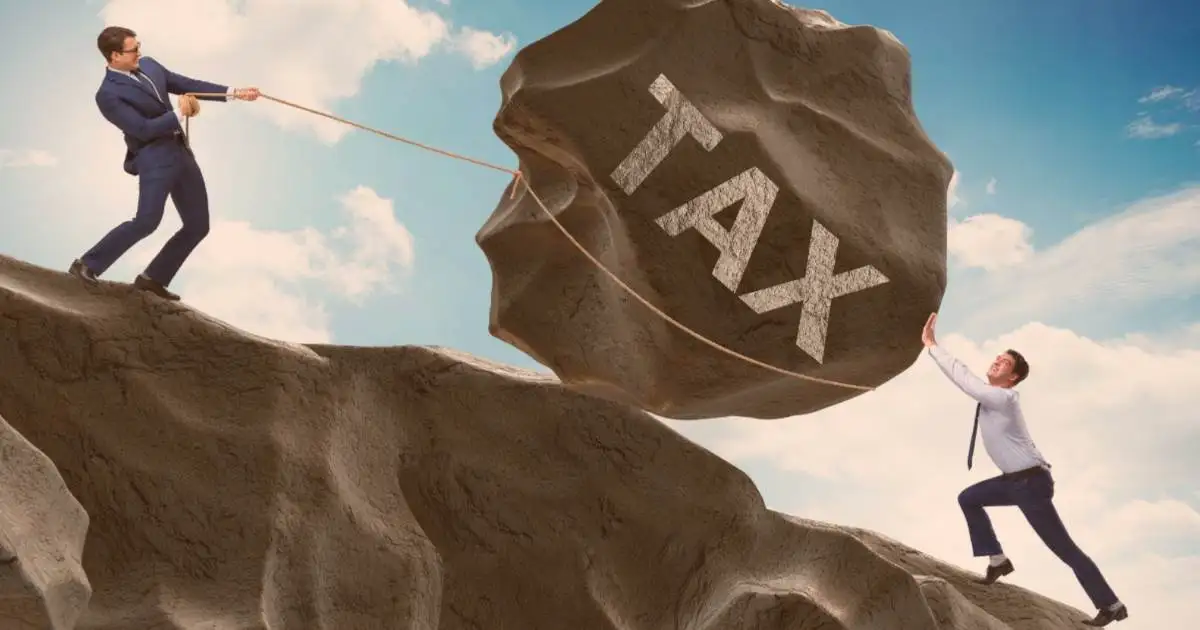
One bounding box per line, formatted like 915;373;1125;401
921;313;1127;627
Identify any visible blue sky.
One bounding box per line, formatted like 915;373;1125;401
1;0;1197;626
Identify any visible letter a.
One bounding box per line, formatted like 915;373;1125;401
610;74;723;195
654;167;779;293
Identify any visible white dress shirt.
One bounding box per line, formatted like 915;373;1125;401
928;345;1050;474
106;66;232;131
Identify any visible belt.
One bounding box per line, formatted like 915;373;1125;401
1001;465;1050;481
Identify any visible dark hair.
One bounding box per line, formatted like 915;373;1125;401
97;26;136;62
1005;349;1029;384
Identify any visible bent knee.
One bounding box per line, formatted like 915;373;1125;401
129;216;162;237
183;218;210;239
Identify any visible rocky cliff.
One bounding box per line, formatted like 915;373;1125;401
0;253;1091;628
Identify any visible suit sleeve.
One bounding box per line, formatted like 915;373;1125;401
155;59;231;101
927;345;1016;409
95;90;182;142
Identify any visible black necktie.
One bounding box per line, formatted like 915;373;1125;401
967;403;981;470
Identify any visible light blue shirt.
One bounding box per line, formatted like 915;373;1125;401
928;345;1050;474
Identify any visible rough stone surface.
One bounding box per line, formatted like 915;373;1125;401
476;0;954;419
0;412;92;629
0;253;1093;629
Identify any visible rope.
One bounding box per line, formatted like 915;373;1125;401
182;91;874;392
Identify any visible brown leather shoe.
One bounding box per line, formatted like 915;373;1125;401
1083;604;1128;626
976;559;1014;584
133;274;180;301
68;259;99;284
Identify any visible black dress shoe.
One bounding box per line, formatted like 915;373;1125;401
68;259;98;284
1083;604;1128;626
133;274;180;301
976;559;1015;584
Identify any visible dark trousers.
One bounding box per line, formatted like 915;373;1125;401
82;147;210;286
958;467;1119;609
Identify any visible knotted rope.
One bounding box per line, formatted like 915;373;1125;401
183;91;874;392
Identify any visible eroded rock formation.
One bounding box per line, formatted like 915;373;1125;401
0;412;91;630
0;253;1096;629
476;0;954;419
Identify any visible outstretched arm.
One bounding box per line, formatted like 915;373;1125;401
95;91;181;142
927;345;1015;408
151;58;231;101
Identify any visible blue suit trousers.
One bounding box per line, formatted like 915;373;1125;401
82;143;209;286
958;467;1119;609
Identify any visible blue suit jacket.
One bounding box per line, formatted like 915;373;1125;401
95;57;229;176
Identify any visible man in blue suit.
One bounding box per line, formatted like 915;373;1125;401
69;25;259;300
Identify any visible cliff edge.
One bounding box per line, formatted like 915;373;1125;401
0;253;1090;628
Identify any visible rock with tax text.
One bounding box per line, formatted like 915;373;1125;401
476;0;953;418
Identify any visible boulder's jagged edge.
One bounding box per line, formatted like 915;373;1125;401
0;411;92;630
477;0;953;419
0;253;1088;629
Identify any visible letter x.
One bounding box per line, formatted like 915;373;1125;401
738;221;888;364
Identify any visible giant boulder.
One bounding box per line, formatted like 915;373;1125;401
476;0;953;419
0;253;1097;629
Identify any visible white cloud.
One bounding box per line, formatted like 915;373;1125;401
452;27;517;70
1125;115;1183;139
985;176;997;195
1136;85;1198;111
946;169;962;209
947;213;1033;270
125;185;415;343
0;149;56;168
668;320;1200;625
1138;85;1186;103
953;185;1200;332
1118;322;1200;353
99;0;516;142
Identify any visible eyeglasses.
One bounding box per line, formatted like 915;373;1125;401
119;44;141;56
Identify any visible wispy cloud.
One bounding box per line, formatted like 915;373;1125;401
985;176;997;195
947;213;1033;271
1137;85;1199;111
946;169;962;210
1127;85;1199;140
0;149;56;168
452;27;517;70
1126;114;1183;139
1139;85;1187;103
951;184;1200;334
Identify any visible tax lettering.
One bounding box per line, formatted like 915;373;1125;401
610;74;888;363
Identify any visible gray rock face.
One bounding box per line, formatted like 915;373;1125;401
477;0;953;419
0;253;1094;629
0;412;91;630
